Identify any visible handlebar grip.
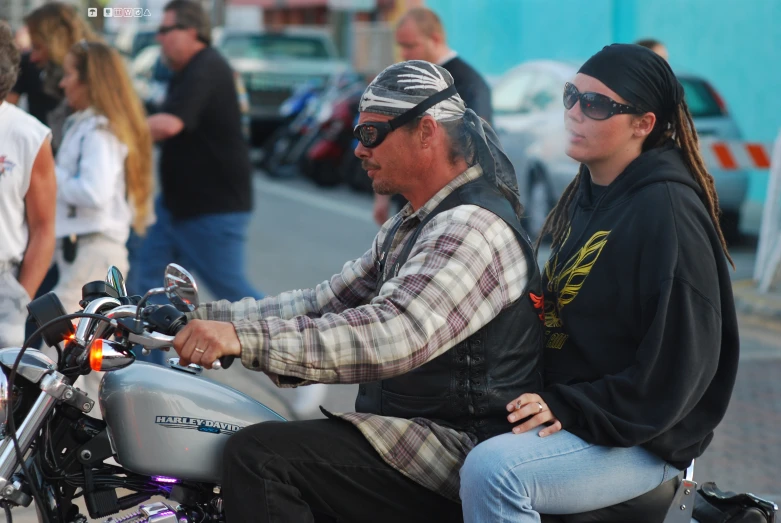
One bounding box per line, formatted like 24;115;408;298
170;319;187;335
216;356;234;369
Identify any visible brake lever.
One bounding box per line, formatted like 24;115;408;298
124;332;227;370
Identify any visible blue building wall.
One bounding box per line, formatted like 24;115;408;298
425;0;781;205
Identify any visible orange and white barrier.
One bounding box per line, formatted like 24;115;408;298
700;140;772;171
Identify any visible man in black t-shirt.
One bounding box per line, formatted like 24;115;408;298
129;0;262;344
396;8;492;124
373;6;494;224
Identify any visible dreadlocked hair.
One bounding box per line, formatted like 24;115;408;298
535;99;735;270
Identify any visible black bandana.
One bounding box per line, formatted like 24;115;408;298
578;43;684;121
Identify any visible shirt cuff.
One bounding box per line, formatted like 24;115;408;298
233;318;265;371
187;300;234;322
538;388;580;430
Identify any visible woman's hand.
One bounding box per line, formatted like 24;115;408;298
506;393;562;437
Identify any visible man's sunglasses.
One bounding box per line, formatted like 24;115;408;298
563;82;641;121
353;84;457;148
157;24;187;35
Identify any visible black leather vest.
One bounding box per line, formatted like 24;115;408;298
355;176;544;442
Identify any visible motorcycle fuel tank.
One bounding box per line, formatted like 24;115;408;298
100;362;285;483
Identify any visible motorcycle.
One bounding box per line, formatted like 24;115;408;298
0;264;284;522
298;82;364;188
258;79;322;175
0;265;776;522
261;71;364;178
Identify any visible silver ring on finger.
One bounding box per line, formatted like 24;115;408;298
194;348;205;354
516;401;523;410
537;402;544;413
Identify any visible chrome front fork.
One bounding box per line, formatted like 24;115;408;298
0;369;95;502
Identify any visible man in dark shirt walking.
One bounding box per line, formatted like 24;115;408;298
129;0;262;344
374;7;494;224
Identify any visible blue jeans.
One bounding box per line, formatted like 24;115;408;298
127;198;263;363
459;429;680;522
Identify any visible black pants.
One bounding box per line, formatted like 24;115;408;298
222;418;464;523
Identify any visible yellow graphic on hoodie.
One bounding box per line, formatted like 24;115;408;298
544;229;610;347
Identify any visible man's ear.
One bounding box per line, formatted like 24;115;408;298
634;112;657;138
418;115;437;147
186;27;199;43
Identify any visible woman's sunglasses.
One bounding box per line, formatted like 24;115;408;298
563;82;641;121
353;84;457;148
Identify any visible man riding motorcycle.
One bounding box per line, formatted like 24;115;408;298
171;60;544;523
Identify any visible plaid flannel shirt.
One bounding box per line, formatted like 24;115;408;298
191;165;529;501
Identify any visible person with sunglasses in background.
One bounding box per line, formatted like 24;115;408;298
459;43;739;522
128;0;261;364
168;60;545;522
373;7;495;227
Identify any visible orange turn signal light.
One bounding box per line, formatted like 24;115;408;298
89;339;104;371
88;339;135;372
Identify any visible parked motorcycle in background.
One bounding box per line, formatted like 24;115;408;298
258;79;322;175
260;71;364;179
299;79;365;187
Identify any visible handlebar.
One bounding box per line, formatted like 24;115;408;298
76;302;234;371
125;308;233;370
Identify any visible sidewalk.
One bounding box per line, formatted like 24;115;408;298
732;279;781;322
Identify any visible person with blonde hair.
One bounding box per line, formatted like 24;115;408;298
12;2;97;151
51;40;152;315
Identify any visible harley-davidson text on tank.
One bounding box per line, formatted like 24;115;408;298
154;416;244;436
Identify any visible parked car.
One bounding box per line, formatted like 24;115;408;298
492;60;748;242
129;45;172;115
110;26;158;59
217;27;350;146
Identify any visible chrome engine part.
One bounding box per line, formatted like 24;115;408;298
101;502;183;523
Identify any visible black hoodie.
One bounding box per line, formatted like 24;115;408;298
538;142;739;469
